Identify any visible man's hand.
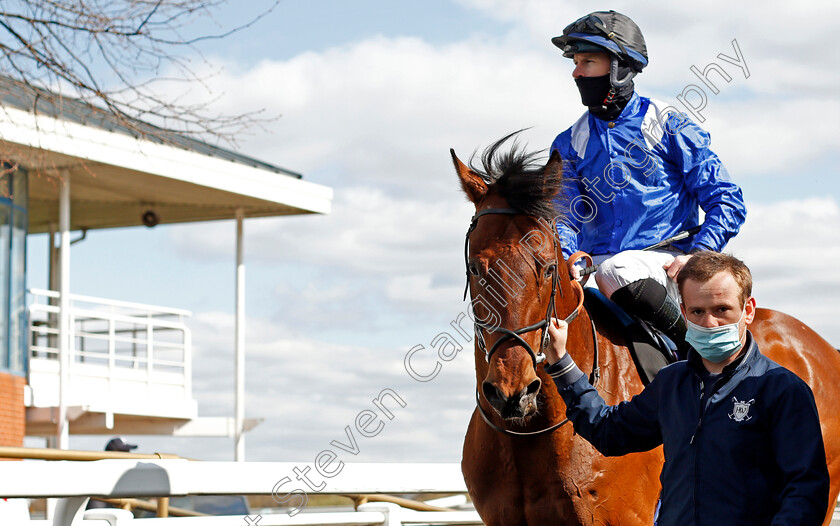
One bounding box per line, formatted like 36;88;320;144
545;318;569;364
664;254;693;282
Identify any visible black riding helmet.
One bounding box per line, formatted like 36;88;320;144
552;11;648;88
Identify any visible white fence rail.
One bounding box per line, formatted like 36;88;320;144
0;460;482;526
27;289;193;407
3;459;838;526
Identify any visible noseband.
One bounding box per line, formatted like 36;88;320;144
464;208;584;367
465;207;595;437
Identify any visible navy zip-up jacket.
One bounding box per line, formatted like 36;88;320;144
547;332;829;525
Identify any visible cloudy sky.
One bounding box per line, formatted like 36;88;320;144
25;0;840;468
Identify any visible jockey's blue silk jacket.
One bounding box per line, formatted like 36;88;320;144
550;94;747;259
546;333;830;526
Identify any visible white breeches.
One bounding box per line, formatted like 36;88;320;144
590;250;682;302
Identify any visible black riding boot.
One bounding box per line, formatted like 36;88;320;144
610;278;689;358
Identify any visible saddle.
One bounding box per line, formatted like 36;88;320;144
583;288;680;385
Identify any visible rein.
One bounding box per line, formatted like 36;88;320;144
465;207;599;437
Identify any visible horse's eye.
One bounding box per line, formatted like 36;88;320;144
544;263;557;278
468;262;481;277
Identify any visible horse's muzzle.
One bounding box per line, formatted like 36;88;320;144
482;378;542;419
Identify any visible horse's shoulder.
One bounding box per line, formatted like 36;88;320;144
751;307;798;325
750;308;832;350
748;310;840;391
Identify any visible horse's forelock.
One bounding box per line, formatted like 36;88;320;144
469;131;566;221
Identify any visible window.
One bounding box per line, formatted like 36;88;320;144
0;165;28;374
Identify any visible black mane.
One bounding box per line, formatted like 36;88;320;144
469;131;565;220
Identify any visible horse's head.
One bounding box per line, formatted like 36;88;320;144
453;134;573;423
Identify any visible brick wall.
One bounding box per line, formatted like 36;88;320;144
0;372;25;448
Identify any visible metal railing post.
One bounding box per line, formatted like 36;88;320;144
108;314;116;396
57;170;71;451
147;315;154;390
235;208;246;462
156;497;169;517
183;321;193;400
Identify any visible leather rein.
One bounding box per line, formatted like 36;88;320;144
464;207;600;437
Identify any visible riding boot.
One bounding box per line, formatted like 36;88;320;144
610;278;690;359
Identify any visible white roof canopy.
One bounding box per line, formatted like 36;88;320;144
0;103;332;233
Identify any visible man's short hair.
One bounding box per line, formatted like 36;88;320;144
677;251;752;306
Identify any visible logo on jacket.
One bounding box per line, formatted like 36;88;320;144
728;397;754;422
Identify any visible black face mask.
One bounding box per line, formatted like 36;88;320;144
574;74;612;107
574;67;635;121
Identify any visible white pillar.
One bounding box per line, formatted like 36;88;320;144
57;171;71;449
234;209;245;461
48;223;56;291
48;223;58;350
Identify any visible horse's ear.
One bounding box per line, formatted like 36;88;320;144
451;149;487;205
544;150;563;181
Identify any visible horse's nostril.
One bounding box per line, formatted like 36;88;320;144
482;381;504;409
524;378;542;397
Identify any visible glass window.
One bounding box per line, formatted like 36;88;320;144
0;168;10;200
12;168;27;208
0;206;8;369
10;208;26;372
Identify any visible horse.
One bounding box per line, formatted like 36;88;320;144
452;136;840;526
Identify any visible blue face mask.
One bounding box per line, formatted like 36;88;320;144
685;310;745;363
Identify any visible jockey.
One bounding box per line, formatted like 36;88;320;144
549;10;746;352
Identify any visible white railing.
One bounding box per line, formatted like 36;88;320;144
2;458;837;526
27;289;193;410
0;460;483;526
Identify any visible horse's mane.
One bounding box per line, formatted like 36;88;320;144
469;131;565;221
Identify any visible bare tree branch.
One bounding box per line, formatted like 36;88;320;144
0;0;280;147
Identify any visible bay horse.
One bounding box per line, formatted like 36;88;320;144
452;136;840;525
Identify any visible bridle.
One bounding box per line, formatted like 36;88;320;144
464;208;584;367
464;207;598;437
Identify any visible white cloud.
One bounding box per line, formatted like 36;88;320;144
728;197;840;344
699;98;840;178
171;188;472;271
197;33;575;194
385;274;462;306
182;310;478;462
454;0;838;77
